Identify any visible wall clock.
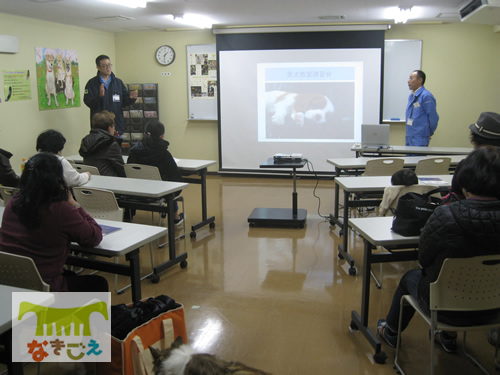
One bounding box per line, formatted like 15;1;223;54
155;45;175;66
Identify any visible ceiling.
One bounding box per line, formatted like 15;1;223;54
0;0;489;33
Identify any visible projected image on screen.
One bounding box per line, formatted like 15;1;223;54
258;62;361;142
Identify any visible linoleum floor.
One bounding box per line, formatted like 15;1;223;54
5;175;496;375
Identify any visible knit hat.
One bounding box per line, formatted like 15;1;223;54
469;112;500;139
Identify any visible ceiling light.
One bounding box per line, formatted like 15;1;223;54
104;0;148;8
166;14;215;29
394;6;413;23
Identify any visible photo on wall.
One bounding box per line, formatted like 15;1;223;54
35;47;80;111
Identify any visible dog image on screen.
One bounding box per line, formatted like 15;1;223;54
44;53;59;107
149;336;271;375
63;56;75;106
266;90;334;127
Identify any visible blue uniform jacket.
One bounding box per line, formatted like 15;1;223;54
405;86;439;146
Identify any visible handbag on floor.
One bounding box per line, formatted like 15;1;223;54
96;295;187;375
391;187;446;236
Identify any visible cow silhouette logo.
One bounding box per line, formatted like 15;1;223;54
12;292;111;363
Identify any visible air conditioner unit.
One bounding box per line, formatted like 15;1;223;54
460;0;500;24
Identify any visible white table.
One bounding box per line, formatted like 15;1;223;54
348;217;420;364
327;156;463;226
0;285;54;374
327;155;465;176
331;175;452;275
66;155;217;238
77;175;189;279
351;145;472;157
0;207;167;303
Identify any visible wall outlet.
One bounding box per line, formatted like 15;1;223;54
161;72;171;76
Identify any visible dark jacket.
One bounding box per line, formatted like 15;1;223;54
418;199;500;322
127;138;183;183
83;72;136;135
79;129;125;177
0;148;20;187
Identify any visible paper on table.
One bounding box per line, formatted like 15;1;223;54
100;224;122;236
419;177;447;185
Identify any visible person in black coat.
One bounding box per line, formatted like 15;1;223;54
127;120;184;224
83;55;137;135
0;148;20;187
377;145;500;353
79;110;126;177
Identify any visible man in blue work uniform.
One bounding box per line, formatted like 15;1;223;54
405;70;439;146
84;55;138;135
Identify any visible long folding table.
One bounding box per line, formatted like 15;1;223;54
330;175;452;275
0;206;167;303
348;217;420;364
80;175;189;280
65;155;216;238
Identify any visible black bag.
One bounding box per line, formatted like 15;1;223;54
391;187;446;236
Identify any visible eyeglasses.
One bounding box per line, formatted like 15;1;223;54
100;64;112;69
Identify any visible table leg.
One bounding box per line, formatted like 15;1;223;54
153;195;188;275
337;190;356;275
350;239;387;364
185;168;215;238
126;249;142;303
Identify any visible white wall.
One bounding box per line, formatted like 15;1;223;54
1;14;499;173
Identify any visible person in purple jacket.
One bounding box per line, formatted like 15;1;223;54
0;152;108;292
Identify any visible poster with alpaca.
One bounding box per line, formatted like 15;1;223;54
35;47;80;110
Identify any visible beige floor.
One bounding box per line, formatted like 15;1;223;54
4;175;497;374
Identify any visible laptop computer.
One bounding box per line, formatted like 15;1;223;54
361;124;390;149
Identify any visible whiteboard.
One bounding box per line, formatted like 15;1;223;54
383;39;422;122
186;44;217;120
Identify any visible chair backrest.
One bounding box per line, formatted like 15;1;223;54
414;157;451;176
124;164;162;181
0;251;50;291
0;186;17;205
74;164;101;175
380;184;439;216
73;187;123;221
362;158;405;176
430;255;500;312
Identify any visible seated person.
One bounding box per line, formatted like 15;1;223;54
0;152;108;292
450;111;500;200
0;148;20;187
79;110;125;177
127;120;184;225
377;145;500;353
36;129;91;187
378;169;418;216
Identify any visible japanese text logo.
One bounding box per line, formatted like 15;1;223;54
12;292;111;362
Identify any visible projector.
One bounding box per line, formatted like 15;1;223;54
273;153;303;161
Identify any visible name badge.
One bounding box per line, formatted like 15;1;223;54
413;102;420;108
113;94;120;102
407;118;414;126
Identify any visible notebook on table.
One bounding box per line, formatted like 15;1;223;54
361;124;390;149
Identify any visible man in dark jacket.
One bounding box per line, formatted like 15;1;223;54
79;111;125;177
0;148;20;187
377;146;500;353
84;55;137;135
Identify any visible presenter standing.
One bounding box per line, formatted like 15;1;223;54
84;55;138;135
405;70;439;146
